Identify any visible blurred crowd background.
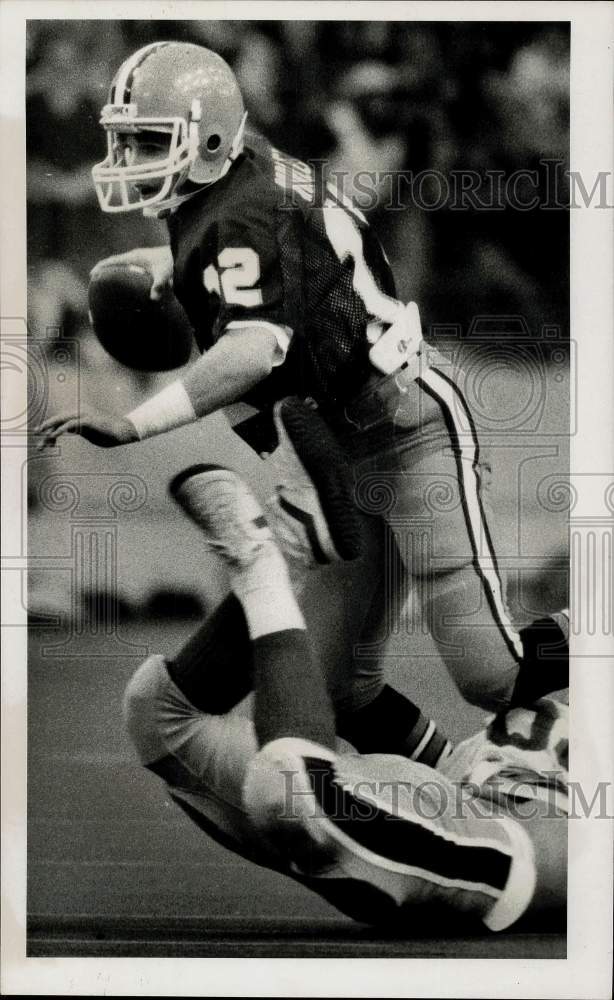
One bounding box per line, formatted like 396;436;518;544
27;19;569;346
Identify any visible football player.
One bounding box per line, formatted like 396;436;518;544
123;461;567;931
37;41;569;735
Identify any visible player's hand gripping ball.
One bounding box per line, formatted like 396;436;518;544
88;261;193;372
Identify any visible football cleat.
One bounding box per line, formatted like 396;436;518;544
513;609;570;706
439;696;569;815
169;464;274;569
243;737;536;931
268;397;363;566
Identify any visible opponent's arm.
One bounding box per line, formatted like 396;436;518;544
36;327;278;449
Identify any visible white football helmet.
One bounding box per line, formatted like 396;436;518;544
92;41;247;213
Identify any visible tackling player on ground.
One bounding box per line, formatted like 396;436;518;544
38;42;569;746
124;454;567;931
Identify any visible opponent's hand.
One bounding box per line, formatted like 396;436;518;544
90;246;173;301
36;408;140;449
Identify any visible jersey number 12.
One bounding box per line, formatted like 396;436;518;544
203;248;263;307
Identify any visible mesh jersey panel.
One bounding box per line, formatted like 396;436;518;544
297;210;372;408
274;196;398;409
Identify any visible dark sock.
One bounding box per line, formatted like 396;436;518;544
253;630;336;750
511;615;569;706
165;594;253;713
336;684;452;766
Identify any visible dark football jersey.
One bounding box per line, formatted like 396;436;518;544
167;131;400;412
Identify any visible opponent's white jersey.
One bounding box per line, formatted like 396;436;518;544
439;696;569;814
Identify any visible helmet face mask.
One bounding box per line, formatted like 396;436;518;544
93;110;195;212
91;42;246;214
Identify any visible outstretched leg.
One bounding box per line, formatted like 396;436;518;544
170;463;336;750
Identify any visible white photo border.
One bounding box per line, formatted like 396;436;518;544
1;2;613;996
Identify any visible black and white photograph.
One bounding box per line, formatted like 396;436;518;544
1;2;613;996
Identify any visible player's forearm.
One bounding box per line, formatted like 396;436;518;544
126;327;277;440
182;329;276;416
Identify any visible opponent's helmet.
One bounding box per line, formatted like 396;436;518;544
92;42;246;213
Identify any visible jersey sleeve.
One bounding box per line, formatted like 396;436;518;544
208;208;293;364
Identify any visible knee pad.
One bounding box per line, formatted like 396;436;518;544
123;654;173;765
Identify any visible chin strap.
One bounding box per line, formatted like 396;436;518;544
216;116;247;181
143;182;208;218
228;111;248;162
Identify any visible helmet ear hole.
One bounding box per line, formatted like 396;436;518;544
206;133;221;152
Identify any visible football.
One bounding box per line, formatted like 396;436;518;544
88;262;194;372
